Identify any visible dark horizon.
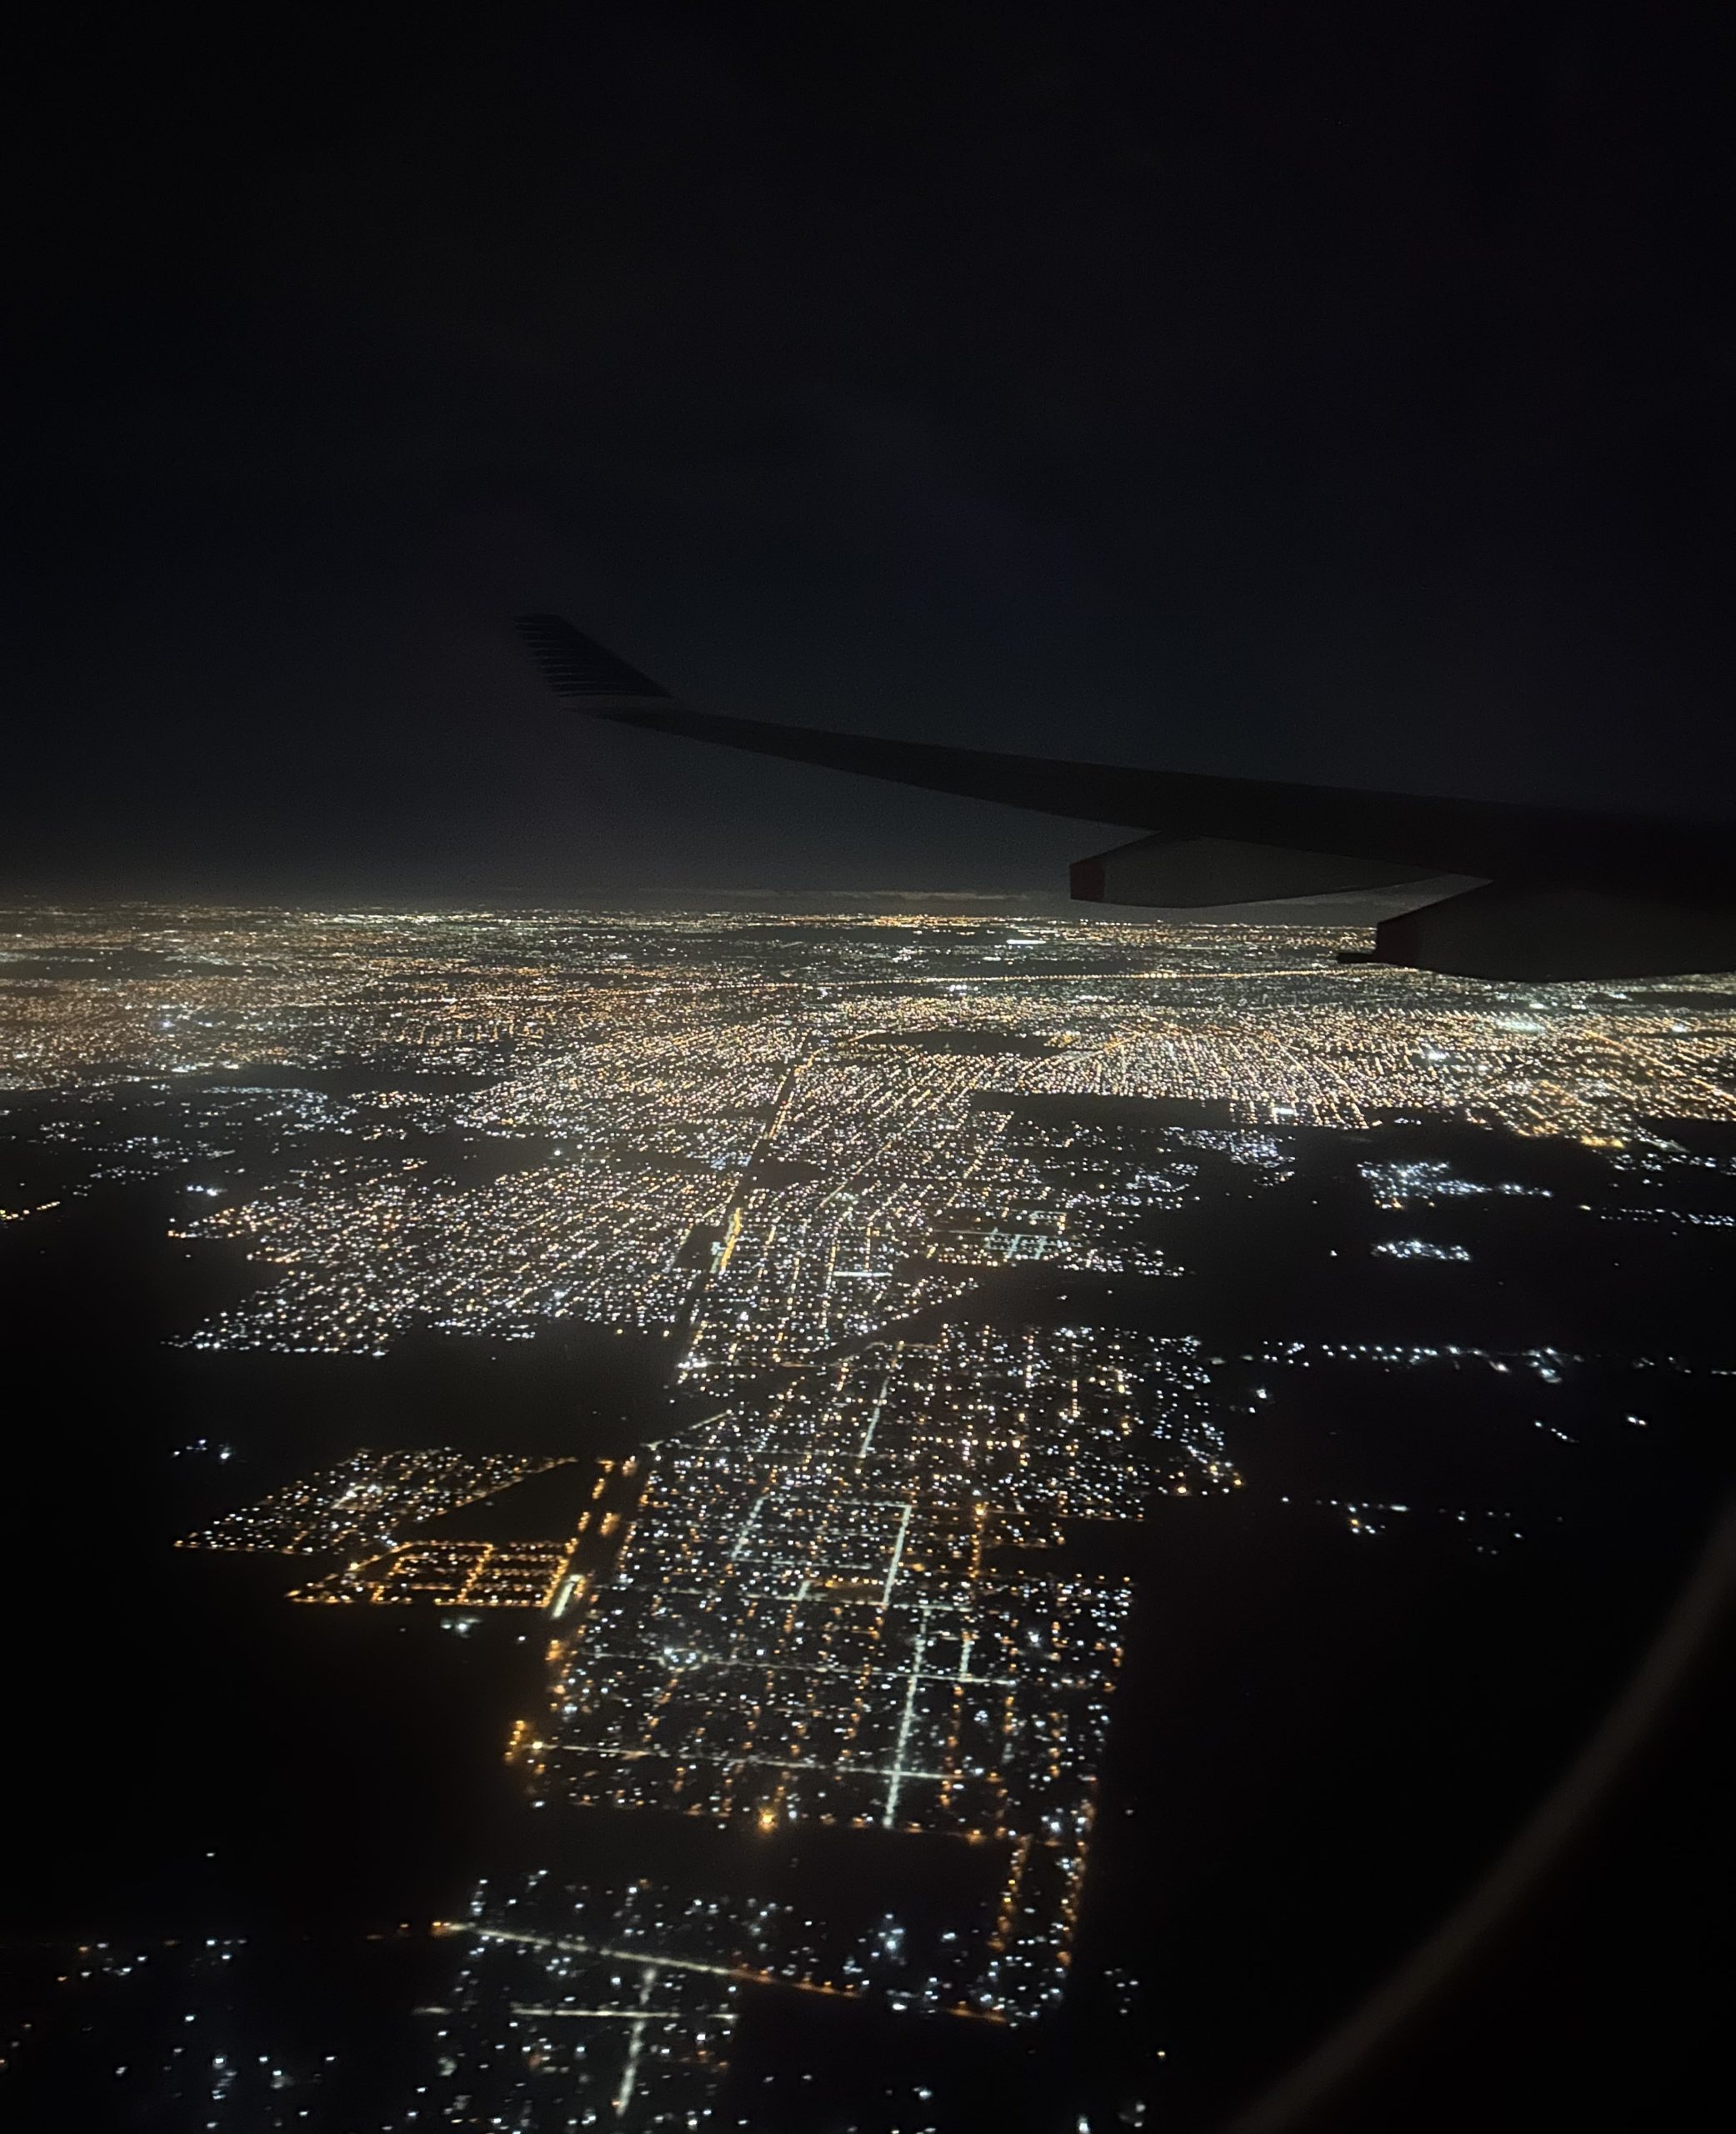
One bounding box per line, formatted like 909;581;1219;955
6;6;1733;904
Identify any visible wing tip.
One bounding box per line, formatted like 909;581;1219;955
514;614;673;706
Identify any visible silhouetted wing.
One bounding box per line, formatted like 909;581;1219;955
517;615;1736;977
517;618;1728;894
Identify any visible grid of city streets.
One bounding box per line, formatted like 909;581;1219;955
7;904;1736;2130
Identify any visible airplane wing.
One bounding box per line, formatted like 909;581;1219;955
516;614;1736;981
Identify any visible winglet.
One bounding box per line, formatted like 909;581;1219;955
514;615;674;709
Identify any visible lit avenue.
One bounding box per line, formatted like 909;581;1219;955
5;904;1734;2130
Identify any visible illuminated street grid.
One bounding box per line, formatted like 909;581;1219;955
178;1448;570;1557
179;1156;732;1351
5;909;1736;1357
525;1326;1228;2035
289;1538;574;1609
7;909;1736;2126
427;1880;780;2133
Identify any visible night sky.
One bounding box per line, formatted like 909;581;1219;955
5;5;1732;900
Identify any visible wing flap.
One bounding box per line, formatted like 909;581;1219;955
1069;833;1455;908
